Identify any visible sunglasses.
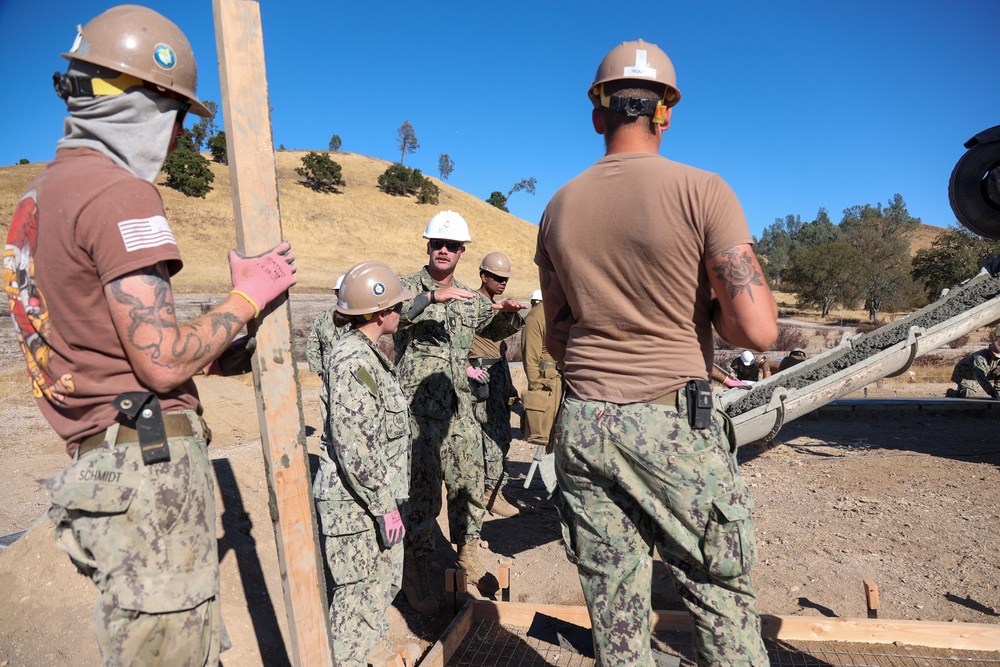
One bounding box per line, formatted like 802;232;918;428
429;239;463;253
175;101;191;128
388;302;403;314
484;271;508;283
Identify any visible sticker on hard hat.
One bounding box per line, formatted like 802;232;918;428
373;282;386;296
154;44;176;70
623;49;656;79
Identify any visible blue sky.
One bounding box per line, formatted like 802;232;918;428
2;0;998;239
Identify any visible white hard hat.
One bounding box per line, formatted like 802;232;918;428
530;289;542;301
739;350;755;365
332;274;345;291
423;210;472;243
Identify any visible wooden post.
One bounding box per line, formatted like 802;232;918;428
212;1;333;664
864;579;880;619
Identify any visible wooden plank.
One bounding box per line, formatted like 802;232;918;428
419;600;476;667
212;1;332;665
760;615;1000;650
460;602;1000;651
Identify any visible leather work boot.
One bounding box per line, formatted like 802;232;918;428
485;488;520;518
365;642;395;667
401;553;440;614
457;540;500;596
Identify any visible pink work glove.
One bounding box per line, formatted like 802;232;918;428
467;366;490;384
724;377;749;388
229;241;297;317
376;508;406;547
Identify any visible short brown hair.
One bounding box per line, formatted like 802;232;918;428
599;82;664;138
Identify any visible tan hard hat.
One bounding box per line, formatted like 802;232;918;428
336;261;414;316
589;39;680;111
62;5;213;118
479;252;512;278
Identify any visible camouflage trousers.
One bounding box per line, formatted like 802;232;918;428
477;401;512;492
955;377;998;398
44;412;227;666
406;411;485;557
552;394;768;667
319;519;403;667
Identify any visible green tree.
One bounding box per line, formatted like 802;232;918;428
329;134;342;151
797;208;840;249
508;177;537;199
912;227;1000;299
785;242;863;318
207;131;228;164
18;158;29;165
486;191;509;212
377;163;437;203
417;178;439;205
397;120;419;165
438;153;454;180
188;101;218;151
295;151;345;193
162;131;215;198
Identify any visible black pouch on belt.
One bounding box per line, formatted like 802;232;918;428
685;379;713;430
112;391;171;465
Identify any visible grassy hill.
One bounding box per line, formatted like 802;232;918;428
0;151;542;299
1;151;949;302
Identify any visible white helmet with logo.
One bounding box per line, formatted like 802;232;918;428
423;210;472;244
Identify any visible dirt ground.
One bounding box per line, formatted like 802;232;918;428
1;296;998;665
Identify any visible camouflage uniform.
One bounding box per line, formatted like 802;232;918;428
44;413;227;665
306;308;349;446
552;393;768;666
951;347;1000;398
394;267;521;556
306;308;347;374
314;329;410;666
469;321;517;493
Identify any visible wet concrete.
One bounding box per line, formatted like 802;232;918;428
725;272;1000;416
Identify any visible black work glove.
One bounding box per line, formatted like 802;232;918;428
204;335;257;376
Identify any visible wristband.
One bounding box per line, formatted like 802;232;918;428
429;290;436;304
230;289;260;318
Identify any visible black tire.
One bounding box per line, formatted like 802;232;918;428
949;133;1000;239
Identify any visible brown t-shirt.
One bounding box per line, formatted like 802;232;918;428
535;152;751;403
5;148;200;452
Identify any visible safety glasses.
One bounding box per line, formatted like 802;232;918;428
429;239;463;253
484;272;508;283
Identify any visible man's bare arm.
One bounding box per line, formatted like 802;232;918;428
539;266;571;364
706;244;778;352
105;263;256;392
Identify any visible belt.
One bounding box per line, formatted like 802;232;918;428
565;389;680;407
648;389;680;407
471;357;502;369
77;412;195;457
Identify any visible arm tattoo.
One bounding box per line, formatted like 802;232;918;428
712;248;766;303
109;266;243;368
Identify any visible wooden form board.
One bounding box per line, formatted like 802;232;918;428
212;1;333;665
418;600;1000;663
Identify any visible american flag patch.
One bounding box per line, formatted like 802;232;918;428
117;216;177;252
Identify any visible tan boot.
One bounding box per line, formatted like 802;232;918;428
456;540;500;595
396;643;421;667
485;490;520;518
401;553;440;614
366;642;396;667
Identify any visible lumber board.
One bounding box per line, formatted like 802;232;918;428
212;1;332;665
461;602;1000;651
420;600;476;667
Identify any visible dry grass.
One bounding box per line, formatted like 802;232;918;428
1;151;541;299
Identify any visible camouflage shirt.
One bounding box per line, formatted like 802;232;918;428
951;347;1000;397
314;329;411;532
306;308;349;374
394;267;521;420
